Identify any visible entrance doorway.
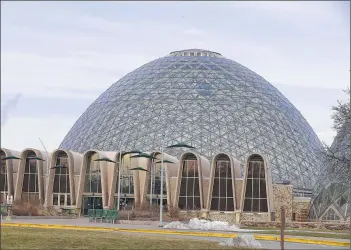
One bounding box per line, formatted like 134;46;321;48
53;193;71;207
82;196;103;216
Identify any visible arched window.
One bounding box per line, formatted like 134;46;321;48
147;158;167;205
211;155;234;211
153;163;167;196
84;153;101;193
53;152;71;206
243;155;268;212
178;155;201;210
0;151;7;203
22;151;39;201
115;155;134;195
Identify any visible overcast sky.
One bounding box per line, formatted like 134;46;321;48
1;1;350;152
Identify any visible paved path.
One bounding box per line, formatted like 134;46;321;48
2;218;350;250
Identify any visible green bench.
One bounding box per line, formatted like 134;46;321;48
0;206;7;216
88;209;119;224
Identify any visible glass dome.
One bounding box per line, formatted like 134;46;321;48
309;121;350;221
60;49;325;189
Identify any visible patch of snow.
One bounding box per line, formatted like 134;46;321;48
219;235;262;248
163;218;254;232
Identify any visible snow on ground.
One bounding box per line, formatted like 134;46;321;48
163;218;256;232
219;235;262;248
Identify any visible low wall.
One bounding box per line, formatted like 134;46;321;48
240;212;270;222
208;212;238;224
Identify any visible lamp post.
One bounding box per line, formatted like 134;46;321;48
1;156;20;207
117;150;142;211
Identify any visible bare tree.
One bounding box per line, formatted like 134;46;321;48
331;88;350;132
319;88;350;186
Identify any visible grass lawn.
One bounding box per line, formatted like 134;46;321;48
1;227;241;249
241;227;350;239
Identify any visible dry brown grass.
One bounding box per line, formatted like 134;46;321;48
12;200;41;216
12;200;62;216
1;227;244;249
118;203;186;222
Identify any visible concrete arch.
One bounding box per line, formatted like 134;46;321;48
206;153;241;212
107;151;142;209
240;153;274;221
173;151;210;210
76;150;117;209
45;149;82;207
14;148;48;204
0;148;21;203
139;151;179;207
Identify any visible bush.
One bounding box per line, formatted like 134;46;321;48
168;205;180;219
12;199;40;216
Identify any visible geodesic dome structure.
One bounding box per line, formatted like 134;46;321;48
60;49;325;189
309;121;350;221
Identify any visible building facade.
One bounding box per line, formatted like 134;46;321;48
1;147;329;223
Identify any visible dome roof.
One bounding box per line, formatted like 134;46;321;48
309;121;350;220
60;48;324;189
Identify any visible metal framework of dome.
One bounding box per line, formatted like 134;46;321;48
60;48;324;189
309;121;350;221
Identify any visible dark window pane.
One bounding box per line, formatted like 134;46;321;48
252;199;259;212
259;165;265;178
194;197;201;210
227;198;234;211
219;198;226;211
186;197;194;210
213;178;220;197
59;195;65;206
214;165;220;177
211;197;219;210
243;198;251;212
178;197;186;210
29;174;36;192
247;165;253;178
252;179;260;198
182;162;187;177
245;179;252;198
227;165;232;178
226;179;233;197
179;178;187;196
53;174;60;193
252;162;260;178
260;179;267;198
194;177;200;196
67;195;71;206
130;176;134;194
29;160;36;173
219;178;226;197
53;194;58;205
23;174;29;192
260;199;268;212
186;178;194;196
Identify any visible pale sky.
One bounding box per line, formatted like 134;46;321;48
1;1;350;152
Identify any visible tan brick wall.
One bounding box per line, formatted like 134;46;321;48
292;198;311;222
208;212;237;224
240;212;270;222
273;184;293;222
